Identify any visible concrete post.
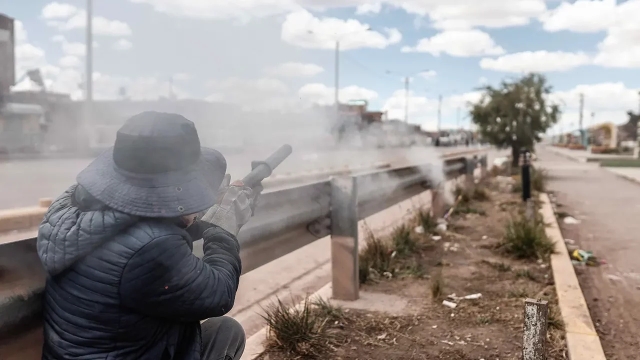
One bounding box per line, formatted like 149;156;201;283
523;298;548;360
330;176;359;301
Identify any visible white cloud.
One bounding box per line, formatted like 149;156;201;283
14;21;28;43
551;82;640;112
281;10;402;50
422;0;548;30
298;83;378;105
113;39;133;50
266;62;324;77
356;3;382;14
206;77;294;109
15;44;48;74
14;21;182;101
478;76;488;84
41;2;80;19
536;0;640;68
61;41;86;57
480;51;592;73
546;82;639;133
539;0;617;33
401;29;505;57
42;3;133;37
592;0;640;68
381;89;482;130
127;0;549;31
129;0;301;21
172;73;191;81
53;11;133;36
51;34;65;42
418;70;437;80
58;55;82;68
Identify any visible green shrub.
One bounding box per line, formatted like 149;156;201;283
503;215;554;260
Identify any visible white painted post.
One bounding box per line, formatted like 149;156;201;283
523;298;549;360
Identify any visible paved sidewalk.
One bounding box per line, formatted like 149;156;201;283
547;146;634;163
604;167;640;184
537;148;640;359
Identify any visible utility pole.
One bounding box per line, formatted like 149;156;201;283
82;0;93;151
635;91;640;158
404;76;409;123
169;75;174;100
334;40;340;109
579;93;584;146
437;94;442;132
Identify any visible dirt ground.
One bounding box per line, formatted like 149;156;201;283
258;177;567;360
552;197;640;360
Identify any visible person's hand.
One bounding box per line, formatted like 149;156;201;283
200;174;261;236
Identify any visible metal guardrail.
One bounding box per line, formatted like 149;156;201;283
231;155;471;273
0;152;487;342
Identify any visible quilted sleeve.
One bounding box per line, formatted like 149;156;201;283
119;226;242;322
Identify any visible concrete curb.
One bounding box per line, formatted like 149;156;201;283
602;168;640;186
546;147;587;163
241;283;333;360
538;193;606;360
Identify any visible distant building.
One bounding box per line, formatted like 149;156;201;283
0;13;15;96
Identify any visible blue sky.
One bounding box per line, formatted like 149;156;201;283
3;0;640;131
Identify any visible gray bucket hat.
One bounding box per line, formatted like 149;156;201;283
77;111;227;218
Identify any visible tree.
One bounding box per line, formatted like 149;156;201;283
469;73;561;167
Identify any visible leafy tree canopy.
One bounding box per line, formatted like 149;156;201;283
469;73;561;154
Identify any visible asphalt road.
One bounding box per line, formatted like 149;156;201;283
0;145;480;210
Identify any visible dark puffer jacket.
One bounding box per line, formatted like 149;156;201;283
36;185;242;359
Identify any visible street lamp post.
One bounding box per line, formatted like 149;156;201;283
308;28;371;111
81;0;93;152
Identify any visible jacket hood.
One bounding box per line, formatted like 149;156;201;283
37;184;139;276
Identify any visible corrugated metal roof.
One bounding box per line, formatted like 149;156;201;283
1;103;45;115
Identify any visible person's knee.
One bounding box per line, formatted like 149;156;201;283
219;317;245;344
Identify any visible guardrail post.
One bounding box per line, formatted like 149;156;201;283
431;181;447;219
523;298;548;360
465;157;476;191
480;155;488;178
330;176;359;301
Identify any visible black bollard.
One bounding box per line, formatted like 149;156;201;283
521;148;534;220
521;148;531;202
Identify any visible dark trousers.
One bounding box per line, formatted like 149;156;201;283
201;317;246;360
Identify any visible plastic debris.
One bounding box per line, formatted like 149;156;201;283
442;300;457;309
607;274;623;282
481;235;488;240
432;235;442;241
414;226;425;234
443;242;460;252
563;216;581;224
448;293;482;301
462;293;482;300
571;249;600;266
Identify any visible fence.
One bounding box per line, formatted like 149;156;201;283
0;152;488;359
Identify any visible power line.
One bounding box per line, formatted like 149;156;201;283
339;52;398;83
